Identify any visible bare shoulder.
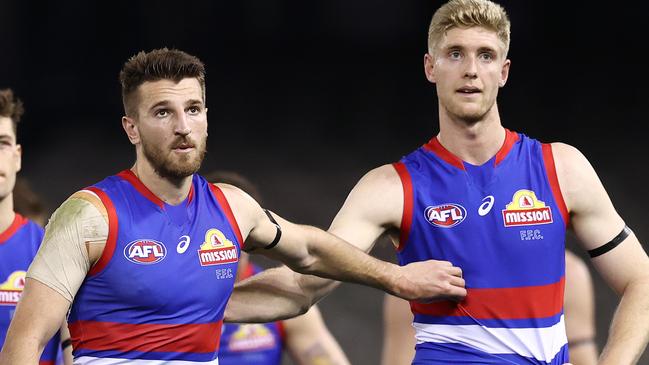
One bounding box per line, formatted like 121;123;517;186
212;182;262;239
50;190;108;225
549;142;593;181
548;142;601;212
336;164;403;224
359;163;402;187
348;164;403;205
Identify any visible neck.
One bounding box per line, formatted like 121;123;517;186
437;103;506;165
132;160;193;206
0;194;16;234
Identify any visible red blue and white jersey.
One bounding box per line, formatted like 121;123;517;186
0;213;62;365
218;264;285;365
68;170;244;364
394;130;569;364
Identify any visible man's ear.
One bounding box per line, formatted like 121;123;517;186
122;116;140;145
424;53;437;84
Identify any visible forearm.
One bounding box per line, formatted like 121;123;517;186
598;277;649;365
294;226;404;296
0;337;43;365
226;266;315;322
0;314;48;365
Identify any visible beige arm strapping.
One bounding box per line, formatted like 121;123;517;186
26;192;108;302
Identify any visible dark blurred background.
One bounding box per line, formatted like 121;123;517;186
2;1;648;364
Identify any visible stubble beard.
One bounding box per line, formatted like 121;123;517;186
141;136;207;181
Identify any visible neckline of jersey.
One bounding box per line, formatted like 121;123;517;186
116;169;195;209
423;128;520;171
0;213;27;244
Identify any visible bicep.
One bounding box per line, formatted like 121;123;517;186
26;193;107;302
329;164;403;253
554;143;649;294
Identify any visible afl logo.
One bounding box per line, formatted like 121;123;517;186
124;239;167;265
424;204;467;228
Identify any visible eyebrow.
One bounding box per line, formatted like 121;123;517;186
185;99;204;107
149;99;204;111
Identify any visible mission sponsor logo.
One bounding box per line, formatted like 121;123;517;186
0;271;26;306
502;190;553;227
198;228;238;266
124;239;167;265
227;324;277;352
424;204;467;228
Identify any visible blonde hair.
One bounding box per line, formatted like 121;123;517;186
428;0;510;56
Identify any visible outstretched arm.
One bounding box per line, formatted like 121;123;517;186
553;143;649;365
225;165;466;322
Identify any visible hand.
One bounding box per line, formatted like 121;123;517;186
393;260;466;302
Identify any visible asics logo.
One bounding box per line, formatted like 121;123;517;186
478;196;495;216
177;235;191;254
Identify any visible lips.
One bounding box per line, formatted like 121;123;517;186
457;86;481;94
171;140;196;150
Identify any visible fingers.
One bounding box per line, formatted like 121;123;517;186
446;265;463;278
448;274;465;288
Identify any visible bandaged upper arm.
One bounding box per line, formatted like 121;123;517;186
26;193;108;302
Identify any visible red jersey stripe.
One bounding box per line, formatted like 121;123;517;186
411;276;565;320
393;162;413;252
0;213;27;244
69;320;222;354
541;144;570;227
209;184;245;250
86;187;119;277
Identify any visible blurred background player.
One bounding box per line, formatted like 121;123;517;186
0;89;70;365
380;250;598;365
206;170;350;365
13;178;48;227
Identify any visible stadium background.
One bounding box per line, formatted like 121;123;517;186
1;1;647;363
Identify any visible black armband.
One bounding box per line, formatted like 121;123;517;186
61;338;72;350
588;225;631;258
263;209;282;250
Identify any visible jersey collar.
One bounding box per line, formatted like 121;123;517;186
423;128;520;171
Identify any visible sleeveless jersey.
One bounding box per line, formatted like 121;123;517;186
218;263;285;365
68;170;244;364
393;130;569;364
0;213;62;365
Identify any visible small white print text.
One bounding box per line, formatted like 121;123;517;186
215;268;234;280
520;229;544;241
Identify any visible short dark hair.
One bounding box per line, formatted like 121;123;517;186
119;48;206;116
0;88;24;134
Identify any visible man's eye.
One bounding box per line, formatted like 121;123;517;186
479;53;493;61
188;106;200;114
155;110;169;117
449;51;461;59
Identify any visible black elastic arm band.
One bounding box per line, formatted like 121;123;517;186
263;209;282;250
61;338;72;350
588;225;631;258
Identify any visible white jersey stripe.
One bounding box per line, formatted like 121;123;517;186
74;357;219;365
413;315;567;362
